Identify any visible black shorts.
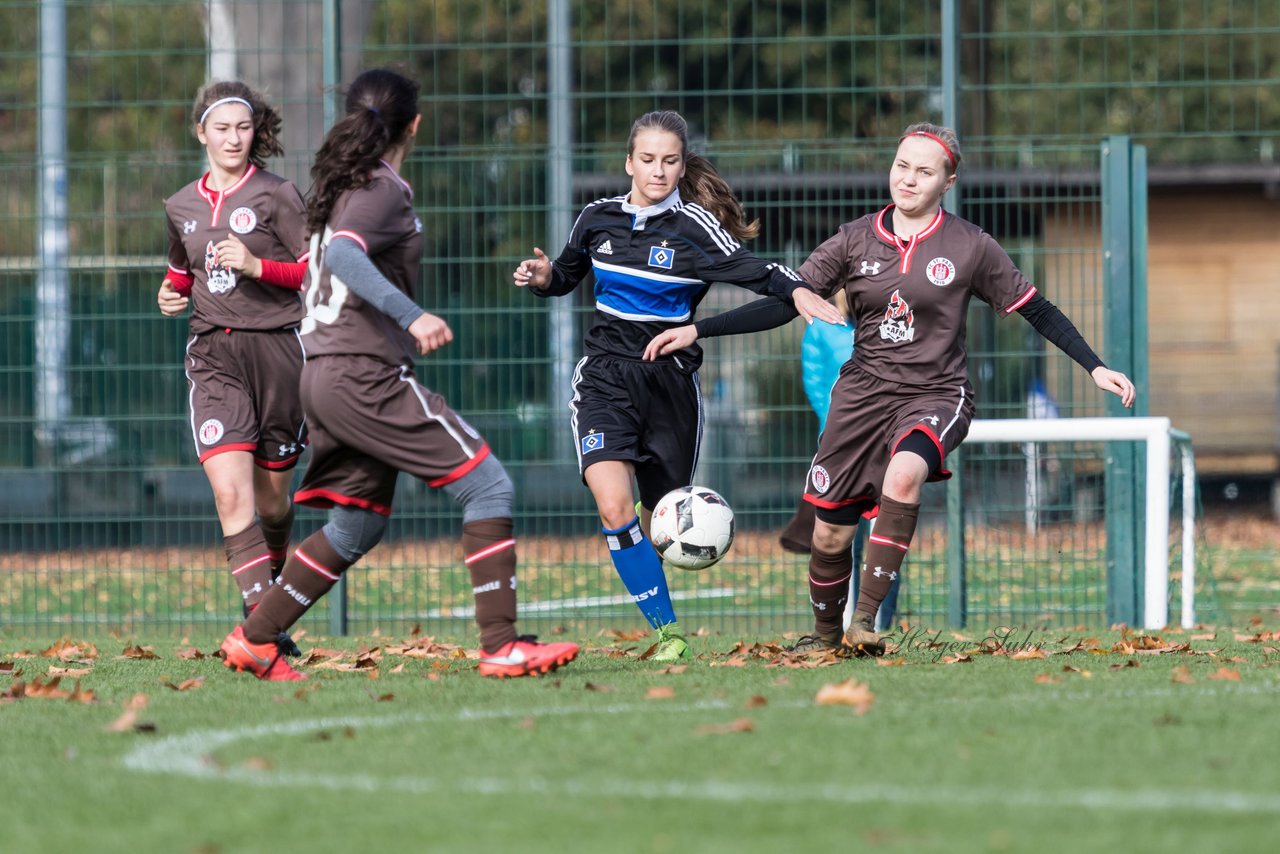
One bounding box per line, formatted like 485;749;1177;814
568;354;702;509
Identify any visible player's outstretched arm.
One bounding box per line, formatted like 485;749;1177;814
1090;366;1136;409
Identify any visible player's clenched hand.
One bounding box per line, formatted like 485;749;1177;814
513;247;551;290
643;325;698;361
215;234;262;278
791;287;846;326
157;280;189;317
409;312;454;355
1091;366;1136;409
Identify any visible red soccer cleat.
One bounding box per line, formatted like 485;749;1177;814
477;635;580;678
220;626;308;681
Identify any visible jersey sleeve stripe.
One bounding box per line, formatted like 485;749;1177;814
330;230;368;252
1004;286;1038;314
678;202;740;255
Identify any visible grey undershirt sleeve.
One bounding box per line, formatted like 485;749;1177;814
327;237;425;330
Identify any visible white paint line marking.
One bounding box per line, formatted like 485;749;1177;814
120;683;1280;814
419;587;737;619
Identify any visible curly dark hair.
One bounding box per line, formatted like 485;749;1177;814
627;110;759;241
306;68;421;234
191;80;283;168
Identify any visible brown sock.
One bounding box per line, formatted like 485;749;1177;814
463;517;519;653
226;523;272;610
808;542;853;637
259;504;295;580
855;496;919;622
243;530;353;643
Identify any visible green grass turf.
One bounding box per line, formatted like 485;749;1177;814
3;625;1279;853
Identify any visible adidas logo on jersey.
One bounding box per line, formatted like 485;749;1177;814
596;240;613;255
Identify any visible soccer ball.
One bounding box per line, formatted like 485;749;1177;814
649;485;735;571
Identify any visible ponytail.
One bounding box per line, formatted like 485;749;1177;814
678;153;759;242
307;68;420;235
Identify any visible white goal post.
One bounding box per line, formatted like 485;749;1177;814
965;417;1195;630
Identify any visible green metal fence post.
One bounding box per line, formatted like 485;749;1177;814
1101;135;1148;627
323;0;348;638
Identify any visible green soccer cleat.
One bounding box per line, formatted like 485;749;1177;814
649;623;693;663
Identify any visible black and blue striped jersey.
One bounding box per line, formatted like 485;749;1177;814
532;188;807;369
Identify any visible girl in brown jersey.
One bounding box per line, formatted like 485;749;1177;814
647;123;1136;657
220;68;578;680
158;81;308;656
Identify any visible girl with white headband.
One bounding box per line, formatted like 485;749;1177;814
157;80;309;658
645;121;1136;658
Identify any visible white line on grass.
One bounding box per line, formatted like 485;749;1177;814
121;684;1280;814
418;587;738;619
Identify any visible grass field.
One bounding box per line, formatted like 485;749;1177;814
4;621;1280;854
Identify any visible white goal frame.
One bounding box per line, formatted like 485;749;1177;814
965;417;1195;630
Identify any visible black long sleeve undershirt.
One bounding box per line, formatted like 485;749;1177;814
1016;292;1105;373
693;296;800;338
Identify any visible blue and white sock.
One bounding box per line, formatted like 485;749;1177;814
602;517;677;628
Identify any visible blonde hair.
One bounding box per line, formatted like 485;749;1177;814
900;122;962;176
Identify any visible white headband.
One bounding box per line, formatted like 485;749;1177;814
199;96;254;125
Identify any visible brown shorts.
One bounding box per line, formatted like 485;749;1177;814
804;364;974;518
294;354;490;516
184;328;307;469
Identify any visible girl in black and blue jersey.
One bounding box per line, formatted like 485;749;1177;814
514;110;837;662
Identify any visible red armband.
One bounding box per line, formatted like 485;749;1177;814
258;259;307;290
166;269;194;297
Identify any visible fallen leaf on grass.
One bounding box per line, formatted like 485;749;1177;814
1207;667;1241;681
175;647;206;660
940;654;973;664
1109;660;1141;671
658;665;688;674
161;677;205;692
105;699;156;733
745;695;768;708
48;666;92;678
815;678;875;714
1034;673;1062;684
368;692;395;702
584;682;614;692
1009;648;1048;661
695;718;755;736
388;663;406;674
875;657;909;667
1170;666;1195;684
1061;665;1092;678
242;757;272;771
118;645;159;660
645;686;675;700
41;640;98;662
0;661;16;674
599;627;650;642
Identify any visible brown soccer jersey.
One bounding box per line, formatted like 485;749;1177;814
164;165;308;333
798;206;1036;389
301;165;423;366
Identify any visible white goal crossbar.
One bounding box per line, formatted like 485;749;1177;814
965;417;1194;630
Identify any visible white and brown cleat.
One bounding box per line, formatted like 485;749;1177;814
838;617;886;658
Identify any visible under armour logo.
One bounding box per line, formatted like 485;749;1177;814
183;220;197;234
860;260;881;275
